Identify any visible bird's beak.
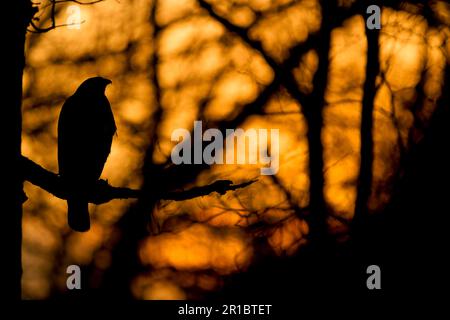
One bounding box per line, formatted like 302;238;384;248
105;79;112;85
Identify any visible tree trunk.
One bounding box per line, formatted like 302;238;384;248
353;2;380;235
303;0;335;249
3;0;33;299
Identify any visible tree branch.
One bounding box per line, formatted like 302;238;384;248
197;0;311;110
27;0;106;33
21;156;257;204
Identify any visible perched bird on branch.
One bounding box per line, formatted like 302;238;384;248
58;77;116;232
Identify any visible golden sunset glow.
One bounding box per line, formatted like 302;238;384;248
21;0;449;299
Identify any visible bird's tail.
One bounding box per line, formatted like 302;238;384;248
67;200;90;232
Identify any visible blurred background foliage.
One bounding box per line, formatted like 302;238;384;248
22;0;449;299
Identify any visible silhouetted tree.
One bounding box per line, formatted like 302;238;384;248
3;0;35;299
353;1;381;238
300;0;335;250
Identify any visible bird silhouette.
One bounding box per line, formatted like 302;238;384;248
58;77;116;232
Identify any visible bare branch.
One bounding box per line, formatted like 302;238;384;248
27;0;106;33
197;0;312;110
28;20;85;33
54;0;107;5
21;156;257;204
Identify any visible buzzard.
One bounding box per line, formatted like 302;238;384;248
58;77;116;232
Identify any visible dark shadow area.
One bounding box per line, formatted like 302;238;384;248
210;67;449;301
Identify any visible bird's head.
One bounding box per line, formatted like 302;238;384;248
76;77;112;95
